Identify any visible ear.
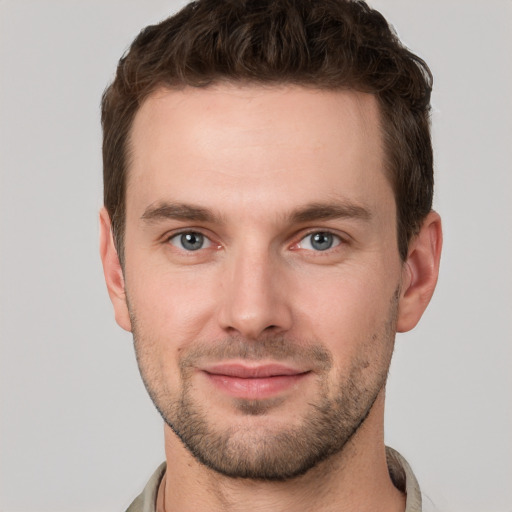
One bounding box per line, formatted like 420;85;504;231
397;211;443;332
99;207;132;332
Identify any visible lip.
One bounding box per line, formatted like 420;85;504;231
203;363;307;378
201;363;311;400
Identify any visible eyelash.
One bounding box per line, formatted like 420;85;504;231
293;231;344;252
166;230;216;252
165;229;346;254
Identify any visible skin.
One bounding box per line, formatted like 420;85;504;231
100;85;442;512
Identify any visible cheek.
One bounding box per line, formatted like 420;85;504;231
292;266;397;352
125;259;220;344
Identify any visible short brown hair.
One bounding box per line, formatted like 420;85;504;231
102;0;433;262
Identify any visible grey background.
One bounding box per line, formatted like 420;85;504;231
1;1;511;510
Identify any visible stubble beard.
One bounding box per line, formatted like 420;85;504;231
131;295;398;481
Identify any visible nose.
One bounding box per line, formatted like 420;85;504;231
217;245;293;340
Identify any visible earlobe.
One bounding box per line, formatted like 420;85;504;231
397;211;443;333
99;208;132;332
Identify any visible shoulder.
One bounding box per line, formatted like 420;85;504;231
125;462;167;512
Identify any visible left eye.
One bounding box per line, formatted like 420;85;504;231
298;232;341;251
168;232;212;251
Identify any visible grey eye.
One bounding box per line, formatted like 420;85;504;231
169;232;211;251
311;232;333;251
300;232;340;251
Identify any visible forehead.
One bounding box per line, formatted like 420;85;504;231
127;84;391;219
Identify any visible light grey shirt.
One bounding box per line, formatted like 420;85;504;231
126;447;423;512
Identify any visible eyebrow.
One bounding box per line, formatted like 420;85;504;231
141;203;219;223
289;201;372;223
140;199;372;225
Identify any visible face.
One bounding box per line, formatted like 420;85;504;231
118;85;406;479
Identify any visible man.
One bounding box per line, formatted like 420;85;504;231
99;0;442;510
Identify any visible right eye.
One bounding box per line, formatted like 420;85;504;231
168;232;212;251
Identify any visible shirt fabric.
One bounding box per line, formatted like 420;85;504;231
126;446;422;512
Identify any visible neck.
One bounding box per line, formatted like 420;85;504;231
159;392;405;512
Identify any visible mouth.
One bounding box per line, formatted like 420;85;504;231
201;363;311;400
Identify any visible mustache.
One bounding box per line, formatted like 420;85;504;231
178;335;333;373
